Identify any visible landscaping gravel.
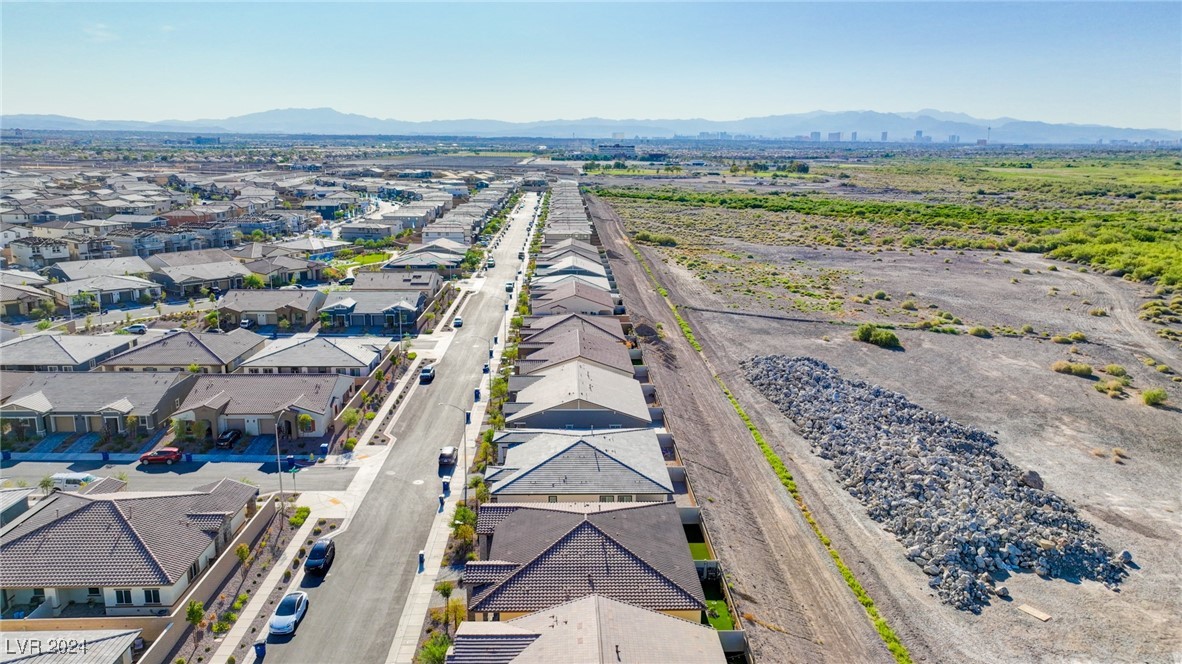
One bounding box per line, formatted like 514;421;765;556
742;355;1130;612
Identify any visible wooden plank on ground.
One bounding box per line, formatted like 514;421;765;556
1018;604;1052;622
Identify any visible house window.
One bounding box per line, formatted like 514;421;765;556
187;560;202;582
564;424;575;430
46;366;58;372
609;424;622;429
617;495;633;503
169;367;183;372
600;495;615;502
144;589;161;605
547;496;558;503
88;588;101;598
115;589;133;605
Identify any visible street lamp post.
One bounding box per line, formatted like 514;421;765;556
438;402;469;504
274;408;286;524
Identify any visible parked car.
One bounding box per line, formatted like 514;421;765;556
439;446;458;465
518;251;525;260
239;319;256;329
452;316;463;328
504;281;514;292
123;324;148;335
303;538;336;575
419;365;436;383
268;591;309;636
215;429;243;449
50;472;99;492
338;277;355;286
138;447;183;465
486;258;496;268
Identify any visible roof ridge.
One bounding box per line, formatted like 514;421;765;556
470;518;587;606
582;519;704;609
114;495;204;584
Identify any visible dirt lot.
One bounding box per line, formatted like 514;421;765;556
603;198;1182;661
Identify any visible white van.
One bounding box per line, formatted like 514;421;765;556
51;472;100;492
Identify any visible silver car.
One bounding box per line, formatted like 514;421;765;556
268;591;308;636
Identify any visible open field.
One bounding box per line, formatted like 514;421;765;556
591;162;1182;662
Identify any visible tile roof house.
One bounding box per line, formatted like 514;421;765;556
322;290;424;331
505;362;651;430
515;325;633;377
217;289;326;329
530;273;613;294
43;256;153;282
42;274;162;309
534;256;609;280
465;501;706;622
519;313;627;344
349;270;442;297
242;255;325;286
484;429;673;503
446;595;726;664
536;238;601;264
238;336;386;378
150;261;251;297
99;329;267;374
0;372;194;437
0;479;257;618
0;283;54;319
146;248;238;269
0;334;137;372
530;282;616;317
225;242;301;261
172;373;352;438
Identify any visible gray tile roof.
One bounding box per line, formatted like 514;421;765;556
487;429;672;498
517;327;632;377
46;257;155;281
520;314;625;343
145;248;237;268
350;271;441;293
155;261;252;284
532;282;614;310
323;290;423;315
448;595;726;664
176;373;351;416
530;274;613;294
0;334;133;367
466;502;705;614
76;477;127;495
240;336;384;369
100;329;265;369
535;256;608;278
0;629;142;664
0;479;256;588
507;362;650;427
43;275;159;298
218;289;325;314
2;372;191;416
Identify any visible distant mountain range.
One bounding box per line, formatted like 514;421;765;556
3;108;1179;144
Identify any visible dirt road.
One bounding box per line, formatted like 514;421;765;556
588;194;896;664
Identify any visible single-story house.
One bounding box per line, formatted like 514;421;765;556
534;255;609;280
43;275;162;309
536;238;601;264
530;273;613;294
238;336;386;378
150;261;251;296
44;256;154;282
484;429;673;503
269;237;351;261
515;323;633;377
466;501;706;622
243;255;325;286
446;595;725;664
349;270;442;297
0;283;54;318
518;313;627;345
530;282;616;317
383;239;468;275
339;222;397;243
0;371;194;437
505;361;651;430
100;329;266;374
0;479;257;618
322;290;424;330
0;334;137;372
145;248;238;270
225;242;301;262
217;289;326;329
172;373;353;438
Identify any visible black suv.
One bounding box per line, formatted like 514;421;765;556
304;538;336;575
215;429;243;449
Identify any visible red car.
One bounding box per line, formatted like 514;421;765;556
139;447;183;465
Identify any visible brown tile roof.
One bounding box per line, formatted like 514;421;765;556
176;373;351;416
100;329;264;368
520;314;625;342
0;479;256;588
466;502;704;614
516;327;632;376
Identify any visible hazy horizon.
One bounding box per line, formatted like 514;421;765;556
3;2;1180;130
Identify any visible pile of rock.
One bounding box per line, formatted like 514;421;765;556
742;355;1129;612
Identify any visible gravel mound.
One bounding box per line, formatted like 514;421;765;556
742;355;1129;612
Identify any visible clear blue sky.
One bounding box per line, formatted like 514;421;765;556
3;2;1179;129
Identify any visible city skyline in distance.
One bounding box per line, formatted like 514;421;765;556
2;2;1179;130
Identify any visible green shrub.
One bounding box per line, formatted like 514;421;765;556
872;290;888;300
900;300;917;311
854;324;900;348
1051;335;1072;344
967;326;991;338
344;438;357;452
1068;331;1087;342
1089;308;1108;317
1142;388;1168;406
288;506;311;527
1051;361;1093;377
1021;324;1035;334
1104;364;1128;377
407;352;418;360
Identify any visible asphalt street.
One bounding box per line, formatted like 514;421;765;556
262;194;537;664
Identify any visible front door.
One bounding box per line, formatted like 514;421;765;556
244;417;259;435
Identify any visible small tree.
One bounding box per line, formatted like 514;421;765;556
278;317;291;331
445;597;466;635
186;600;205;637
243;274;265;289
124;416;140;441
434;580;454;601
297;413;314;433
204;310;220;329
235;543;251;569
187;363;202;374
39;475;54;495
374;369;385;383
341;408;361;432
416;633;451;664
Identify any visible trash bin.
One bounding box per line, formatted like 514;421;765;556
319;443;329;457
254;641;266;658
1;451;10;461
285;455;294;470
184;453;194;463
101;451;110;462
474;388;481;402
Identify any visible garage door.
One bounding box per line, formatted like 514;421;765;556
259;418;276;435
225;418;246;432
53;416;76;433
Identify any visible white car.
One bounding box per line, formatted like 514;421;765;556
269;591;308;636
